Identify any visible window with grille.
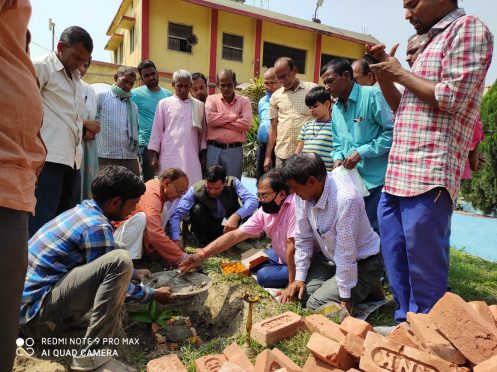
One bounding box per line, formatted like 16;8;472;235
320;54;354;71
168;22;193;53
262;42;307;73
222;33;243;62
129;26;135;54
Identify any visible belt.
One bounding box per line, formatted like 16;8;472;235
208;140;243;149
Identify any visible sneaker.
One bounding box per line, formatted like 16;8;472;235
373;325;396;336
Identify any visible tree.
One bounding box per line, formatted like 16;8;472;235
460;80;497;215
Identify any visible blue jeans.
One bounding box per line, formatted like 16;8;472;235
364;185;383;235
254;248;289;288
378;188;452;322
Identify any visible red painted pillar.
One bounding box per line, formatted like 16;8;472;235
253;19;262;78
141;0;150;61
208;8;218;95
313;33;322;84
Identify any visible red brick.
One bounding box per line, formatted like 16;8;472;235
489;305;497;324
195;354;228;372
254;349;302;372
360;331;461;372
252;311;304;347
303;355;343;372
307;332;355;370
469;301;497;331
220;361;246;372
342;332;364;361
474;354;497;372
428;292;497;365
339;316;374;339
407;312;466;364
387;322;431;353
147;354;187;372
223;342;255;372
304;314;346;343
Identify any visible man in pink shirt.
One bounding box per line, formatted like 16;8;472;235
180;169;296;289
205;69;252;178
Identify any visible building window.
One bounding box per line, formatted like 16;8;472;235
262;42;307;73
320;54;354;70
168;22;193;53
222;33;243;62
116;43;123;64
129;26;135;54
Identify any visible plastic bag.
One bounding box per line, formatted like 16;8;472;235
332;166;370;197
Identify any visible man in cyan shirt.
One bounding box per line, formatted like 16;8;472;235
169;165;258;246
322;58;393;234
20;166;175;371
180;169;296;289
132;60;172;181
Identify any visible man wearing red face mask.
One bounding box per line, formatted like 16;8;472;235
180;168;296;291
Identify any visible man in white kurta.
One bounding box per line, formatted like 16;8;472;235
148;70;207;185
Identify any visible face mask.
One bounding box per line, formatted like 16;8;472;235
259;193;281;214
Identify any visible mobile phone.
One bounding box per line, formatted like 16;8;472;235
363;53;380;65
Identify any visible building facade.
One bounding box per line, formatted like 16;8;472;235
98;0;379;90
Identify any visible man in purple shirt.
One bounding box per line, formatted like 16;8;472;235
180;169;295;289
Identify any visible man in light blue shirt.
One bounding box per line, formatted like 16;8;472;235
256;68;280;180
132;60;172;181
322;58;393;233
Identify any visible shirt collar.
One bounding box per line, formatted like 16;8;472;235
336;83;359;108
284;79;304;92
50;51;65;73
265;91;273;99
313;175;331;210
174;94;190;103
221;94;237;104
428;8;466;37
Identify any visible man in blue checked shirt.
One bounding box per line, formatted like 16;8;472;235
19;166;175;372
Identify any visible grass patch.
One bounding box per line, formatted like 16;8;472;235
449;248;497;303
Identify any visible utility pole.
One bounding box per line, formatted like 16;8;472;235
48;18;55;51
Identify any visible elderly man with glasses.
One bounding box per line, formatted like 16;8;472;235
169;164;258;247
113;168;190;267
180;168;296;290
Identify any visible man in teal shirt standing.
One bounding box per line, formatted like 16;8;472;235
321;58;393;233
132;60;172;181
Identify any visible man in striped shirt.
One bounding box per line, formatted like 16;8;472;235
20;166;175;371
279;153;383;312
370;0;493;322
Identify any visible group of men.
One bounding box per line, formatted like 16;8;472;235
0;0;493;371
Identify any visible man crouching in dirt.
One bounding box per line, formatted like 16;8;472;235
19;166;175;372
278;153;384;313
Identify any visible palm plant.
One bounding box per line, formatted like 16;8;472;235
241;76;266;177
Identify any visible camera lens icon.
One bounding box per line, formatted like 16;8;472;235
16;337;34;357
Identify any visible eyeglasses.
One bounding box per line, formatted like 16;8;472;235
256;191;276;202
173;183;187;197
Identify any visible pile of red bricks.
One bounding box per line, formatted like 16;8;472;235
146;292;497;371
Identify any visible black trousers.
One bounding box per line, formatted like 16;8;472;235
29;162;81;237
190;203;224;245
139;146;155;182
256;142;275;181
0;207;28;372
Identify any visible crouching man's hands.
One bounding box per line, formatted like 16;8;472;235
179;251;205;272
276;280;305;303
153;287;176;304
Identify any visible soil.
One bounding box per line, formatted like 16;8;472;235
13;238;278;371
